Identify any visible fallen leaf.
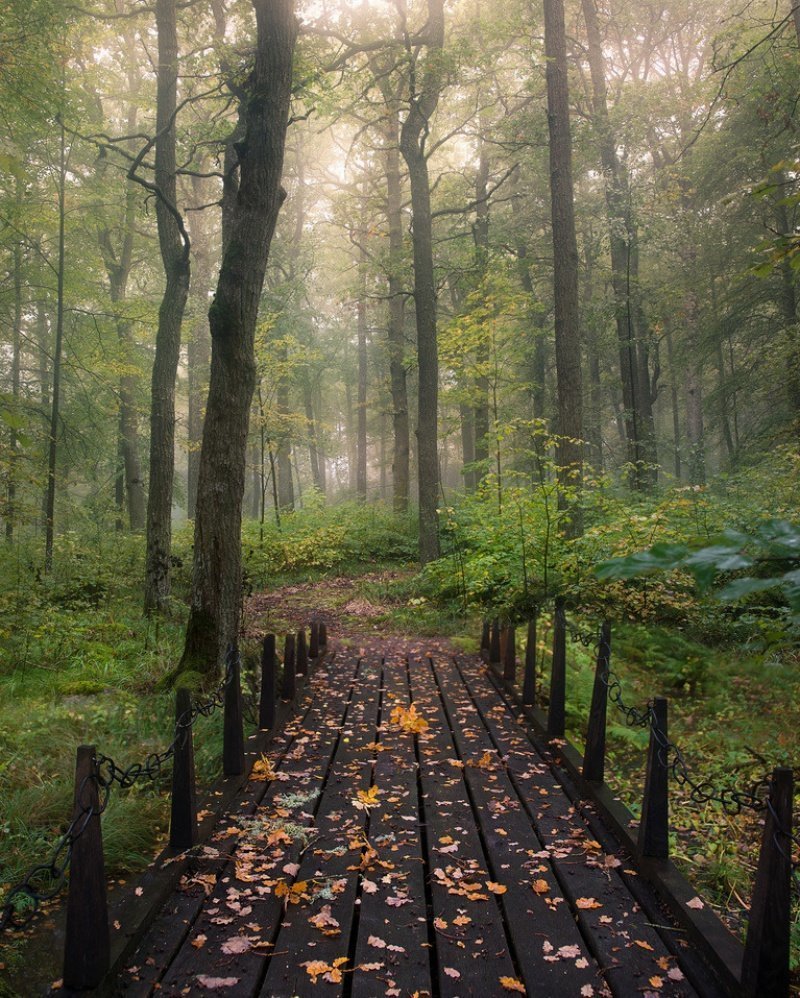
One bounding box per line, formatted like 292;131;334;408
221;937;251;955
361;878;378;894
668;967;686;981
556;944;581;959
499;977;526;992
368;935;387;949
249;755;278;781
486;881;507;894
634;940;655;951
196;976;239;989
190;935;207;949
353;785;382;811
649;976;664;988
532;879;550;894
390;704;429;734
357;962;384;972
444;967;461;979
686;896;705;910
575;897;602;909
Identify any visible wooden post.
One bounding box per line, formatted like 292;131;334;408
489;619;501;669
63;745;109;990
282;632;296;700
503;625;516;682
319;621;328;649
480;620;490;661
522;615;537;705
547;600;567;739
296;628;308;677
583;621;611;784
259;634;276;730
741;767;793;998
309;621;320;660
169;688;197;849
223;645;245;776
638;696;669;859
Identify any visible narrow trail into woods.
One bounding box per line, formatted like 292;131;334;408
118;635;720;997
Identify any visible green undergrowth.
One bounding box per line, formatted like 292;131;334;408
1;471;799;979
511;614;800;968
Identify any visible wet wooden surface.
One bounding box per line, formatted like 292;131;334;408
117;646;721;998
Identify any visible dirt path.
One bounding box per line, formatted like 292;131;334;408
243;570;459;659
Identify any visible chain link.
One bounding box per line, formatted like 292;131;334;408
0;774;108;933
0;649;237;935
571;611;798;891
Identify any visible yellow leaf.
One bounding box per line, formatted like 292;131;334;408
649;976;663;989
486;881;507;894
532;879;549;894
389;704;430;734
634;939;654;951
575;897;602;909
249;754;277;781
500;977;526;993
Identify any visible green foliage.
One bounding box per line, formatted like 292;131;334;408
242;498;417;586
596;518;800;635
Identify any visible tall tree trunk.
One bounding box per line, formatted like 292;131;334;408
187;175;214;520
472;135;490;488
180;0;297;676
581;0;655;489
44;122;68;573
774;190;800;428
144;0;191;612
665;323;682;480
276;353;295;511
6;176;23;543
399;0;445;564
303;377;324;493
544;0;583;534
356;209;368;501
383;110;410;512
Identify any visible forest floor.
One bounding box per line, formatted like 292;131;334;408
1;568;798;992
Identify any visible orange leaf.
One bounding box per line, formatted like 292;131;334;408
499;977;526;993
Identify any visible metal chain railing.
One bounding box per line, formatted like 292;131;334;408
0;650;236;935
567;611;799;894
567;619;651;727
0;775;109;933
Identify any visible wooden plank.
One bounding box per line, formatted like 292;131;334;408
409;655;519;995
258;656;383;997
457;655;700;997
479;659;734;996
121;654;355;996
350;652;433;998
432;656;604;996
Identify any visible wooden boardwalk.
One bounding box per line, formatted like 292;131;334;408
117;646;725;997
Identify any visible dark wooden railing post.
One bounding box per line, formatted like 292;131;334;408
489;619;501;670
282;632;296;700
503;625;516;683
319;622;328;649
583;621;611;784
169;688;197;849
480;620;490;662
310;621;320;660
741;767;793;998
63;745;109;990
547;599;567;739
259;634;276;730
638;696;669;859
296;628;308;677
522;614;537;705
223;645;245;776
